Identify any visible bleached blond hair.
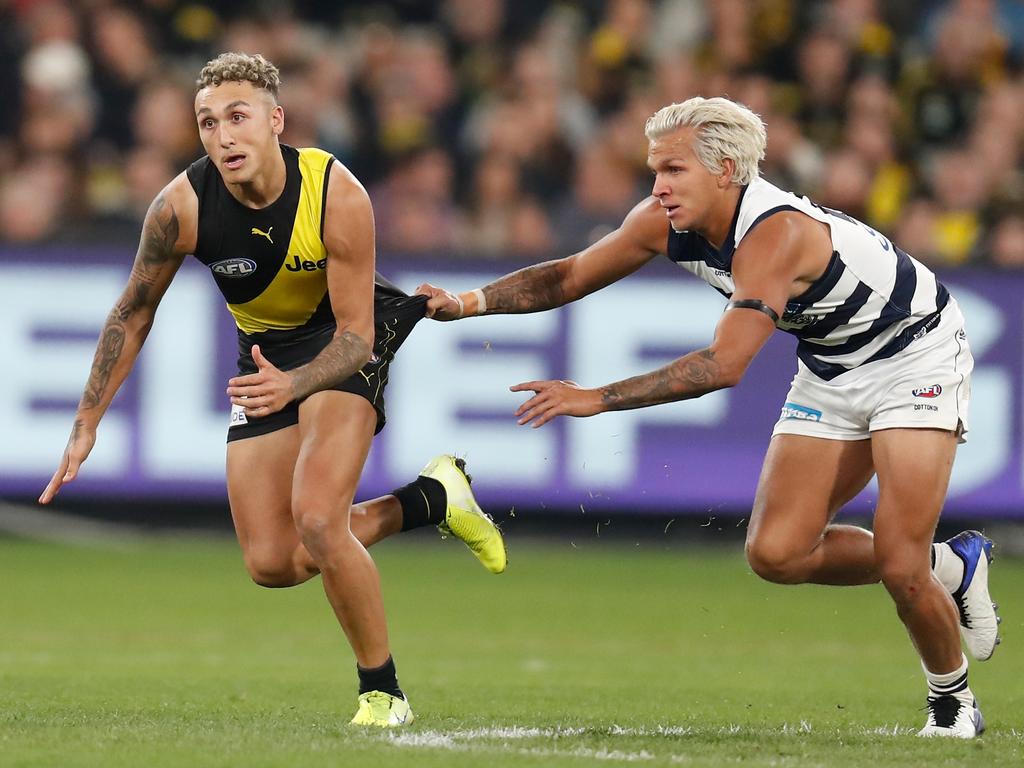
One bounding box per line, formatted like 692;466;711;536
645;97;766;185
196;52;280;100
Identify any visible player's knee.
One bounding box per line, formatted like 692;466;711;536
745;537;804;584
293;510;328;545
292;486;356;551
291;498;346;553
877;556;930;606
244;553;300;588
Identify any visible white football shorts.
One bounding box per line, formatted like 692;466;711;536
772;299;973;443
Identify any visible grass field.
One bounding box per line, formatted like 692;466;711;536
1;531;1022;767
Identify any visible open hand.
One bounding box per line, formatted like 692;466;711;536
39;419;96;504
510;379;604;428
226;345;295;417
415;282;463;320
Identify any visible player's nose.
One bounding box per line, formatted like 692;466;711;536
217;125;235;146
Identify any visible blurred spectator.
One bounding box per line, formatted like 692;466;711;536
985;213;1024;268
927;149;991;264
131;81;200;165
459;153;555;256
442;0;509;102
894;197;942;265
89;5;161;148
0;158;72;243
580;0;655;115
842;75;913;233
817;149;873;221
795;29;853;149
551;139;646;251
372;145;461;253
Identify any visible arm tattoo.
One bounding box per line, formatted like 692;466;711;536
481;261;567;314
78;194;179;414
81;324;126;409
138;194;180;271
289;331;372;400
113;193;178;322
113;279;152;322
600;349;723;411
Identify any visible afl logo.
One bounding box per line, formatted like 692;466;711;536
211;258;257;277
912;385;942;398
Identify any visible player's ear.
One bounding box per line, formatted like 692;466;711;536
271;104;284;136
718;158;736;188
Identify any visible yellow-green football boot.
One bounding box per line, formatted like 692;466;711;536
422;454;507;574
349;691;414;727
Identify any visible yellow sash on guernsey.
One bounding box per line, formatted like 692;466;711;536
228;147;333;334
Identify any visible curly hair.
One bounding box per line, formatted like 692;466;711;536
196;52;280;100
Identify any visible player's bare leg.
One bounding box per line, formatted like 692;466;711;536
745;435;877;585
872;427;983;737
350;496;403;546
871;428;961;670
292;391;391;667
226;425;315;586
226;427;402;587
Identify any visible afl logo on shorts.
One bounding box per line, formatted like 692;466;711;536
912;385;942;398
211;258;257;278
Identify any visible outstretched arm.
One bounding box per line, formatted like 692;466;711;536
40;177;194;502
512;213;817;427
512;308;776;427
418;197;669;319
226;162;375;417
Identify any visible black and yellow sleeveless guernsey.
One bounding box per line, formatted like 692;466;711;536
186;144;427;441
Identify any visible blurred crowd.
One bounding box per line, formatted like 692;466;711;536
2;0;1023;268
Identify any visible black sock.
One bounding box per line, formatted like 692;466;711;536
394;475;447;531
357;655;403;698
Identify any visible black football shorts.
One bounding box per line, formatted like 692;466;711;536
227;285;427;442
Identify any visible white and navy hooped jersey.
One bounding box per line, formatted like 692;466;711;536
665;176;950;381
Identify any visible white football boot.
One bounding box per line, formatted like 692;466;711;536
940;531;1000;660
918;694;985;738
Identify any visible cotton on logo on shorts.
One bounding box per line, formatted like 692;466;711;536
912;385;943;398
780;402;823;422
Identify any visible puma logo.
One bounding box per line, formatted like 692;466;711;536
250;226;273;243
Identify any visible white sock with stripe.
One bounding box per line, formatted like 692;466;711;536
923;653;971;701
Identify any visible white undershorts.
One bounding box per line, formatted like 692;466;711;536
772;299;973;443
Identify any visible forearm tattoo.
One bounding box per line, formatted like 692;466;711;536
80;193;179;413
481;261;567;314
81;325;126;409
600;348;723;411
289;331;372;400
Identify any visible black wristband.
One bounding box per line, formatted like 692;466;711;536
725;299;780;325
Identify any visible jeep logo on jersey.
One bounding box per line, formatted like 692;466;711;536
211;258;257;277
913;385;943;398
285;254;328;272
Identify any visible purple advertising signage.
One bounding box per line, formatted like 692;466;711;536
2;248;1021;517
